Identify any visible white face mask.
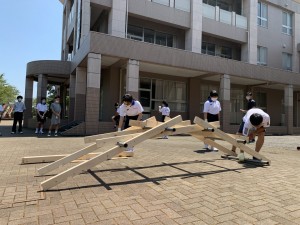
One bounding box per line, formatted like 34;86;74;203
246;96;251;100
211;97;218;101
55;100;59;103
42;100;46;104
17;99;22;102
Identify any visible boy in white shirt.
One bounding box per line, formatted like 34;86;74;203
35;97;48;134
118;94;144;151
159;101;170;139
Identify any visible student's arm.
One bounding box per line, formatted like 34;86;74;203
137;112;143;121
118;116;124;131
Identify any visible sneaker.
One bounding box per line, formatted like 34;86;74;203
204;144;209;150
162;135;168;139
249;139;255;143
19;131;23;134
11;132;15;134
54;133;58;137
39;131;44;134
47;133;51;137
35;130;38;134
125;147;134;152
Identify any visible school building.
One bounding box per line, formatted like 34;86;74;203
24;0;300;135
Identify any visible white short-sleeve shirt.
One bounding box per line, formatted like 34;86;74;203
119;100;144;117
0;105;3;112
203;99;221;115
242;108;270;136
159;106;170;116
36;103;48;112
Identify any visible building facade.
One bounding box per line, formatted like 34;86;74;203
25;0;300;135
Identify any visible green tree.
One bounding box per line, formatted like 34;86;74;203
0;73;19;104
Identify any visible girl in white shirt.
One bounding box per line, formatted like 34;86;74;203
35;97;48;134
159;101;170;122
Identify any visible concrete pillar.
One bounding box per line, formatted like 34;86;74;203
60;85;67;119
69;74;76;121
242;0;258;64
185;0;202;53
293;13;300;72
37;74;48;102
75;67;87;121
126;59;139;99
85;53;101;135
23;77;34;127
80;0;91;45
220;74;231;132
108;0;126;38
284;84;293;134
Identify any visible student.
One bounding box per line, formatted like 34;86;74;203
48;96;61;137
35;97;48;134
241;108;270;160
111;102;120;129
237;92;256;142
159;101;170;122
118;94;144;151
11;96;26;134
159;101;170;139
203;90;221;150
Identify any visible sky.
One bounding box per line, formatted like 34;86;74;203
0;0;63;97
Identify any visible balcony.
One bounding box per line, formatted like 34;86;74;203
202;3;247;29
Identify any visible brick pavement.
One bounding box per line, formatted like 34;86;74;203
1;120;300;225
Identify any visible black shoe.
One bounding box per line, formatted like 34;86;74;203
253;156;261;161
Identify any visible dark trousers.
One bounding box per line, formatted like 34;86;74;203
12;112;23;132
207;113;219;122
124;115;139;129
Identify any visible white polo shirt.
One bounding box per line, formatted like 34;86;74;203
119;100;144;117
203;99;221;115
159;106;170;116
243;108;270;136
36;103;48;112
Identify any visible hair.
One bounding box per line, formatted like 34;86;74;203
246;92;253;96
17;95;23;99
250;113;263;126
162;101;168;107
114;102;119;107
210;90;218;97
122;94;133;103
41;97;46;101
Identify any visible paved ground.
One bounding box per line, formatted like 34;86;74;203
1;120;300;225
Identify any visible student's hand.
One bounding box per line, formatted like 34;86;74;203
158;106;161;109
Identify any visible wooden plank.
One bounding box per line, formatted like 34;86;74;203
40;115;183;190
38;144;98;175
22;155;68;164
84;127;143;143
209;121;220;128
194;117;271;163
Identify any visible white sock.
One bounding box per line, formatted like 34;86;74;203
35;128;38;132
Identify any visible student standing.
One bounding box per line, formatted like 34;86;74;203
118;94;144;151
203;90;221;150
11;96;26;134
35;97;48;134
159;101;170;139
48;96;61;137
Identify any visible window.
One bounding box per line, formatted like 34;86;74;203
127;24;175;48
127;25;143;41
220;46;232;59
174;0;191;12
282;53;292;71
201;42;216;56
257;2;268;27
150;79;187;112
257;46;267;65
256;92;267;111
152;0;170;6
282;11;292;35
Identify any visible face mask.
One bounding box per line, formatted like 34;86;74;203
42;101;46;104
211;98;218;101
246;96;250;100
55;100;59;103
17;99;22;102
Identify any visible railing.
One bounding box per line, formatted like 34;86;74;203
202;3;247;29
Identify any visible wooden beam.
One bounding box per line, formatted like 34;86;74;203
40;115;183;190
84;126;143;143
194;117;271;163
38;144;98;175
95;134;139;148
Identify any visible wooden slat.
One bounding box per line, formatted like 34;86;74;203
95;134;140;148
40;115;183;190
194;117;271;163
